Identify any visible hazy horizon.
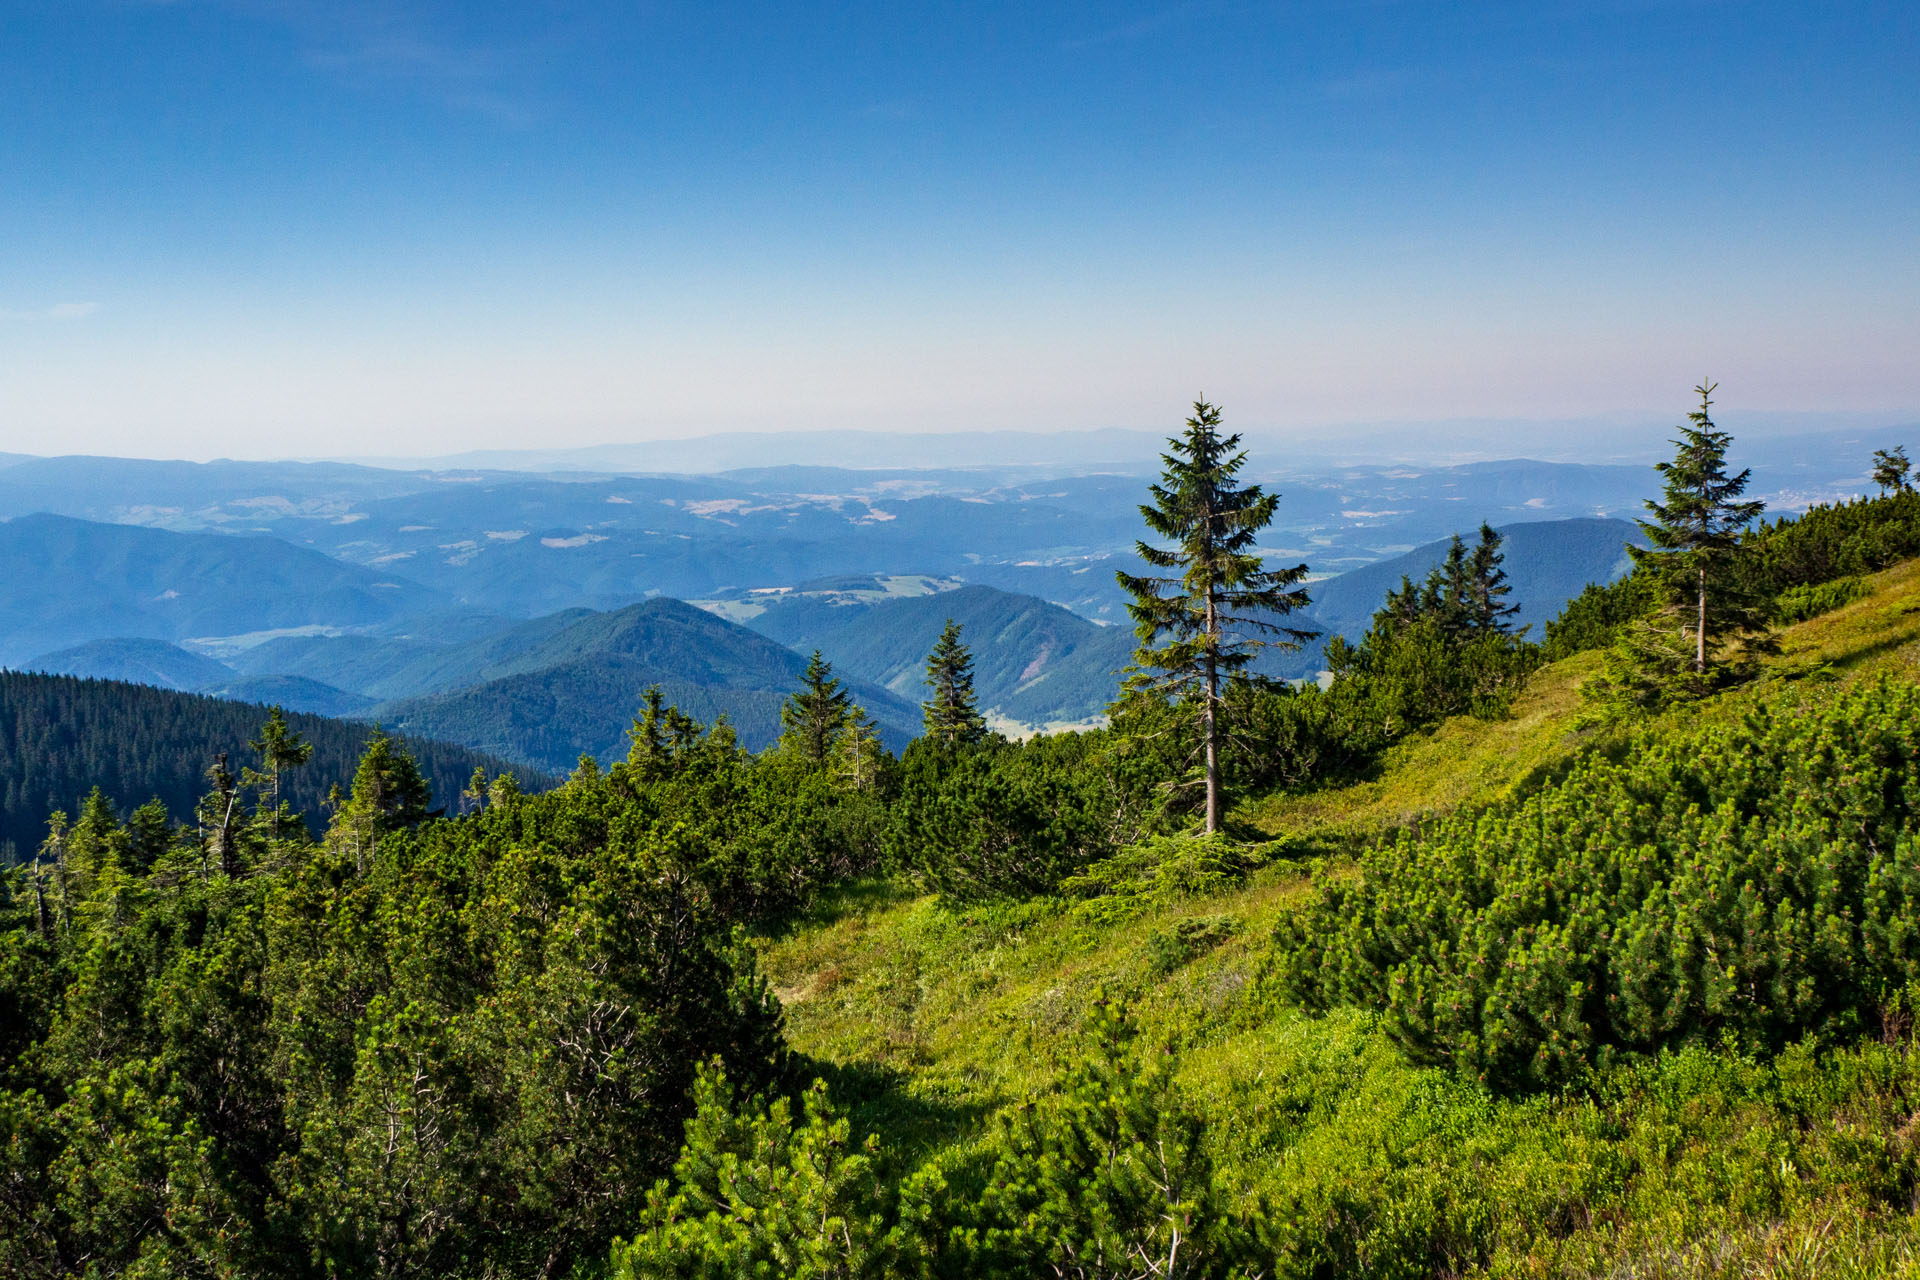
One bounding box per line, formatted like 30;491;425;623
2;406;1914;475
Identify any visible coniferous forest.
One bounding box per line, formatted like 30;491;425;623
8;398;1920;1278
0;674;547;861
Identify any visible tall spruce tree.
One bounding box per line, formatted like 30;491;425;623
921;619;986;747
781;651;852;763
1620;381;1768;699
1464;523;1520;632
1117;399;1314;834
243;705;312;843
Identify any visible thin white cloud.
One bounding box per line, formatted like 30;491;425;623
129;0;562;124
1062;4;1212;50
0;302;100;321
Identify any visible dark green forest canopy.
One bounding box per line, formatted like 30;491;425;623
0;670;549;859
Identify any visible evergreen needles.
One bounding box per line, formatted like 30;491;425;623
1117;400;1314;832
921;618;986;746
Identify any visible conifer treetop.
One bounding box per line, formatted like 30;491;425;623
1873;445;1912;494
1117;399;1315;693
1638;381;1765;557
922;618;986;746
781;650;853;763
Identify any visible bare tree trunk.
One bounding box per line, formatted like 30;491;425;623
1204;594;1221;836
1696;563;1708;673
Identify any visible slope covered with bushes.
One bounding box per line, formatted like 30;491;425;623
1275;678;1920;1089
9;489;1920;1277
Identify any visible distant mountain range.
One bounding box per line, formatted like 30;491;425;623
737;582;1133;730
9;510;1650;757
197;675;376;720
0;513;440;665
0;454;1725;634
323;415;1918;477
29;637;236;691
0;449;1726;766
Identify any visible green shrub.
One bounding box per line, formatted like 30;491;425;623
1144;916;1239;977
614;1002;1267;1280
1773;574;1872;624
1063;834;1269;925
1274;678;1920;1089
886;733;1155;901
610;1067;925;1280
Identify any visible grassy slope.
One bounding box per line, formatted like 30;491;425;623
754;559;1920;1273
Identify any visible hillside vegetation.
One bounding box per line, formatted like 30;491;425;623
7;478;1920;1278
747;551;1920;1275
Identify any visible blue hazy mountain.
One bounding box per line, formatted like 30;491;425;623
0;456;443;530
741;583;1134;729
25;637;235;690
0;514;443;665
222;632;440;697
194;675;376;719
367;598;921;772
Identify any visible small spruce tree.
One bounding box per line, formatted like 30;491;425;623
1464;523;1520;633
1116;399;1313;833
835;703;886;791
195;752;246;876
627;684;702;782
124;797;174;876
781;651;852;763
1873;445;1911;495
242;705;312;845
486;770;521;810
459;765;489;815
1609;381;1768;704
921;619;986;747
326;728;432;868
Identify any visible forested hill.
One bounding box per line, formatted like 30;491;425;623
742;582;1134;729
368;596;922;770
0;670;543;859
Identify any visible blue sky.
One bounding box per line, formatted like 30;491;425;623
2;1;1915;458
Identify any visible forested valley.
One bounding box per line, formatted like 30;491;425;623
7;403;1920;1278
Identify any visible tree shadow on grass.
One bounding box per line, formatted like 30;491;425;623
794;1054;994;1159
758;874;922;943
